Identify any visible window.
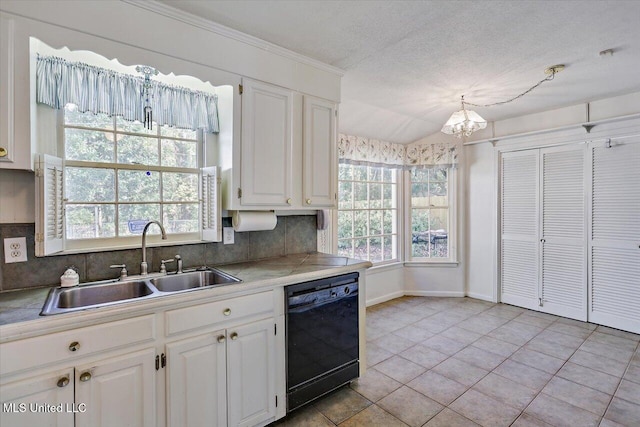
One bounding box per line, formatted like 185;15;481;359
337;163;399;263
56;104;209;251
409;168;454;261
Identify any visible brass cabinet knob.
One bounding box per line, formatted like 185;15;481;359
306;199;312;205
0;147;7;157
79;372;92;382
217;335;226;343
57;376;70;388
223;308;231;316
286;198;292;205
68;341;80;352
230;332;238;340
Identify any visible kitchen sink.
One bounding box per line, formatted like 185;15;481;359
151;269;242;293
40;268;242;315
41;280;156;315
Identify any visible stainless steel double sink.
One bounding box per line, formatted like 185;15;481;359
41;269;242;316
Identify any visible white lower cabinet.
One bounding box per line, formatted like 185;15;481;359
75;349;157;427
0;348;156;427
0;368;75;427
165;318;279;427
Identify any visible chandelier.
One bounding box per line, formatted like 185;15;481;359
441;65;565;138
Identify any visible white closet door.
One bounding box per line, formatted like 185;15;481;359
501;150;540;310
589;138;640;333
539;145;587;320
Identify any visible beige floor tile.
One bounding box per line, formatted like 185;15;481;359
373;333;417;354
615;379;640;404
471;336;520;358
604;397;640;426
274;404;335;426
432;358;489;387
453;346;506;371
555;316;598;331
580;339;635;364
472;373;537;411
524;393;600;427
422;334;468;356
624;364;640;384
313;387;371;424
596;325;640;342
484;305;524;320
493;359;553;392
570;349;628;377
377;386;443;427
599;418;627;427
450;389;521;427
399;344;448;369
512;312;556;328
374;355;426;383
524;336;579;360
542;376;611;416
423;408;480;427
488;323;542;346
407;370;468;406
510;348;565;374
337;404;407;427
366;341;394;367
511;413;553;427
440;326;483;346
392;324;435;343
588;331;639;352
349;367;402;402
385;309;428;325
556;361;620;394
546;321;594;339
457;314;509;335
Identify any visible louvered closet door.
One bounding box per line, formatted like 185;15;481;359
501;150;540;310
539;145;587;320
589;137;640;333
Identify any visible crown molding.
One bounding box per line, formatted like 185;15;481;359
122;0;345;77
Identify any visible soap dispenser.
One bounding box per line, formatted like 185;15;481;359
60;267;80;287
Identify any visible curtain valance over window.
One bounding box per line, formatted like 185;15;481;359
338;133;459;169
36;55;220;133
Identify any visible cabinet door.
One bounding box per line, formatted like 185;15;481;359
227;318;277;427
166;331;227;427
500;150;540;310
241;78;293;206
539;145;587;320
0;368;74;427
303;96;337;207
75;348;156;427
589;138;640;333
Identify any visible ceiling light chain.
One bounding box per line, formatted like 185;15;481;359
464;65;562;108
441;64;565;138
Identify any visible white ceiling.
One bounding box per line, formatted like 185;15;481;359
159;0;640;143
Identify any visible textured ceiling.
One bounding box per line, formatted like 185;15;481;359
159;0;640;143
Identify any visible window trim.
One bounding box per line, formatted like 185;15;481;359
335;163;402;265
404;167;457;263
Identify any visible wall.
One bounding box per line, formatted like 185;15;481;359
0;215;317;292
364;264;404;306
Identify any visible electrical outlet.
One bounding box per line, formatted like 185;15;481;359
4;237;28;263
223;227;235;245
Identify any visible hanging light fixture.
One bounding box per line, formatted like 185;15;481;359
441;95;487;138
441;64;565;138
136;65;159;130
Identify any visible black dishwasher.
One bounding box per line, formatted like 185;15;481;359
285;272;359;412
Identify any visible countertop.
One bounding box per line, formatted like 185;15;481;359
0;252;371;333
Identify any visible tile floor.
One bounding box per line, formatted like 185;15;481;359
272;296;640;427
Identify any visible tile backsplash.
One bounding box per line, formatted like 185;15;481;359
0;215;317;292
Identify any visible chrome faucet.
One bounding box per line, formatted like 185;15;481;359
175;254;183;274
141;221;167;275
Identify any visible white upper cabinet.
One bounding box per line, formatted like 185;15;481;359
303;95;337;207
0;13;34;170
240;78;294;207
225;78;338;210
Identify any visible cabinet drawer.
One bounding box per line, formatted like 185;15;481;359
166;291;274;336
0;315;155;375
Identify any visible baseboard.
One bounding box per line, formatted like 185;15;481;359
404;290;465;298
366;291;404;307
466;292;495;302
